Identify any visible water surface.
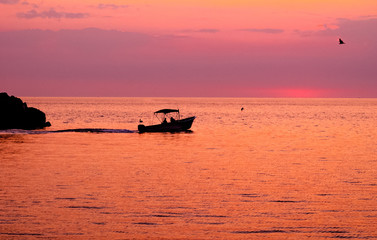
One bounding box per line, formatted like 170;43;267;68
1;98;376;239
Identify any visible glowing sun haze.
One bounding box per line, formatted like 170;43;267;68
1;0;376;97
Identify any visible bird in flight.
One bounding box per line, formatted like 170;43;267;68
339;38;345;44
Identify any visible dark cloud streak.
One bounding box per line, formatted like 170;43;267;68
97;3;128;10
0;0;19;4
295;17;377;40
197;29;220;33
17;8;89;19
240;28;284;34
179;29;220;34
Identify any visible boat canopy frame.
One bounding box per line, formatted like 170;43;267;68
154;109;181;123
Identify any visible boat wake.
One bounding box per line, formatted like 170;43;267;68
0;128;136;134
52;128;135;133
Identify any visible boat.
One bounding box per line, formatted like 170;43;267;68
138;109;195;133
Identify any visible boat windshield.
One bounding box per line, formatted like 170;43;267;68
154;109;180;123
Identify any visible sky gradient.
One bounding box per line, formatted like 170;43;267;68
1;0;377;97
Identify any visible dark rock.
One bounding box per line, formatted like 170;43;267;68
0;92;51;130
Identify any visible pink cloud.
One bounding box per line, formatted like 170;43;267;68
0;27;376;97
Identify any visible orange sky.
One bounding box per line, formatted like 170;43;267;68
2;0;376;32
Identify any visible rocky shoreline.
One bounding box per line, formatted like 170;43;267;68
0;92;51;130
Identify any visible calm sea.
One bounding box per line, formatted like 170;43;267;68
1;97;376;239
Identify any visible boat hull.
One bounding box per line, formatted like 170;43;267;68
138;116;195;133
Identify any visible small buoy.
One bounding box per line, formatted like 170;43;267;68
241;107;244;111
339;38;345;44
